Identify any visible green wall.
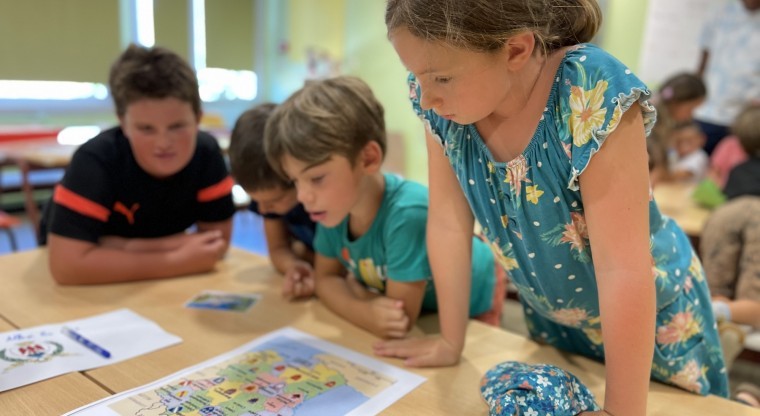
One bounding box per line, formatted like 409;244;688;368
0;0;120;82
600;0;650;70
0;0;652;182
343;0;427;182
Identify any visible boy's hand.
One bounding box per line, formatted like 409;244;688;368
373;336;461;367
172;230;226;272
368;298;409;339
282;261;315;300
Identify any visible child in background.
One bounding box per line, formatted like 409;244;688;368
703;104;760;330
651;73;707;180
667;122;709;182
709;134;749;189
46;44;235;285
378;1;728;414
264;76;504;339
652;73;707;139
228;103;317;300
707;103;759;189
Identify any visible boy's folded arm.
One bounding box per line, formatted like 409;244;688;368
314;255;407;338
385;279;427;330
48;233;224;285
99;232;191;252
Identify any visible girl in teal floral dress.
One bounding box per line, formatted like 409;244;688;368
375;0;729;414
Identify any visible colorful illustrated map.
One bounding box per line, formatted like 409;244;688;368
66;328;425;416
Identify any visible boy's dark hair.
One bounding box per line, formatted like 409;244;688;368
732;104;760;157
264;76;386;176
109;43;201;118
228;103;292;191
658;72;706;105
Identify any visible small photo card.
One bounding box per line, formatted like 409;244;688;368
184;290;261;313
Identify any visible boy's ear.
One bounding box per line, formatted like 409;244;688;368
359;141;384;173
502;31;536;71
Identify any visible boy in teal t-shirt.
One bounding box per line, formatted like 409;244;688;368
265;76;503;339
314;173;496;318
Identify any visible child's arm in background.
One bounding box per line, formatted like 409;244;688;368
373;130;474;366
314;254;411;338
262;217;314;299
48;230;227;285
579;107;655;416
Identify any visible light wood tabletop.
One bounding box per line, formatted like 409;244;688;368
652;181;711;237
0;248;757;415
0;316;111;415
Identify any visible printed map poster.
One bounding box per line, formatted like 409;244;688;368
65;327;426;416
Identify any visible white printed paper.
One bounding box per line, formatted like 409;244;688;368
0;309;181;392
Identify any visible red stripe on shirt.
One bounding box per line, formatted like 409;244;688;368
197;175;234;202
53;185;110;222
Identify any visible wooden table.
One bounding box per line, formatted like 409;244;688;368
0;248;756;415
0;316;111;414
652;181;711;238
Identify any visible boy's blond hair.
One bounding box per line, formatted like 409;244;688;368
264;76;386;176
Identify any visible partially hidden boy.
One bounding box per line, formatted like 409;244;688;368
228;103;317;299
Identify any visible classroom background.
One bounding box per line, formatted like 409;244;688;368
0;0;722;240
2;0;758;402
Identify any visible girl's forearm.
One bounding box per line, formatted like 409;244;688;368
598;270;656;416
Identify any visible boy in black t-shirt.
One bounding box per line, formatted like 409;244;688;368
228;103;317;300
47;44;235;285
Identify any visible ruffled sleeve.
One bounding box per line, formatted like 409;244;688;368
556;45;657;191
407;73;455;151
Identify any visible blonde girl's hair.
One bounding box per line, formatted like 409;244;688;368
385;0;602;54
732;104;760;157
264;76;387;177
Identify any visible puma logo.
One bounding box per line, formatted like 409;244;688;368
113;202;140;225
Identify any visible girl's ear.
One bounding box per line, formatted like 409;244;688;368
502;31;536;71
360;141;384;173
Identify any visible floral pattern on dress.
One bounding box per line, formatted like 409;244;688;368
408;43;728;397
504;156;531;204
569;80;608;146
480;361;600;416
668;359;706;393
656;307;703;349
540;211;591;263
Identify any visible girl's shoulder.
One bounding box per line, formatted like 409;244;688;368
556;43;637;84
